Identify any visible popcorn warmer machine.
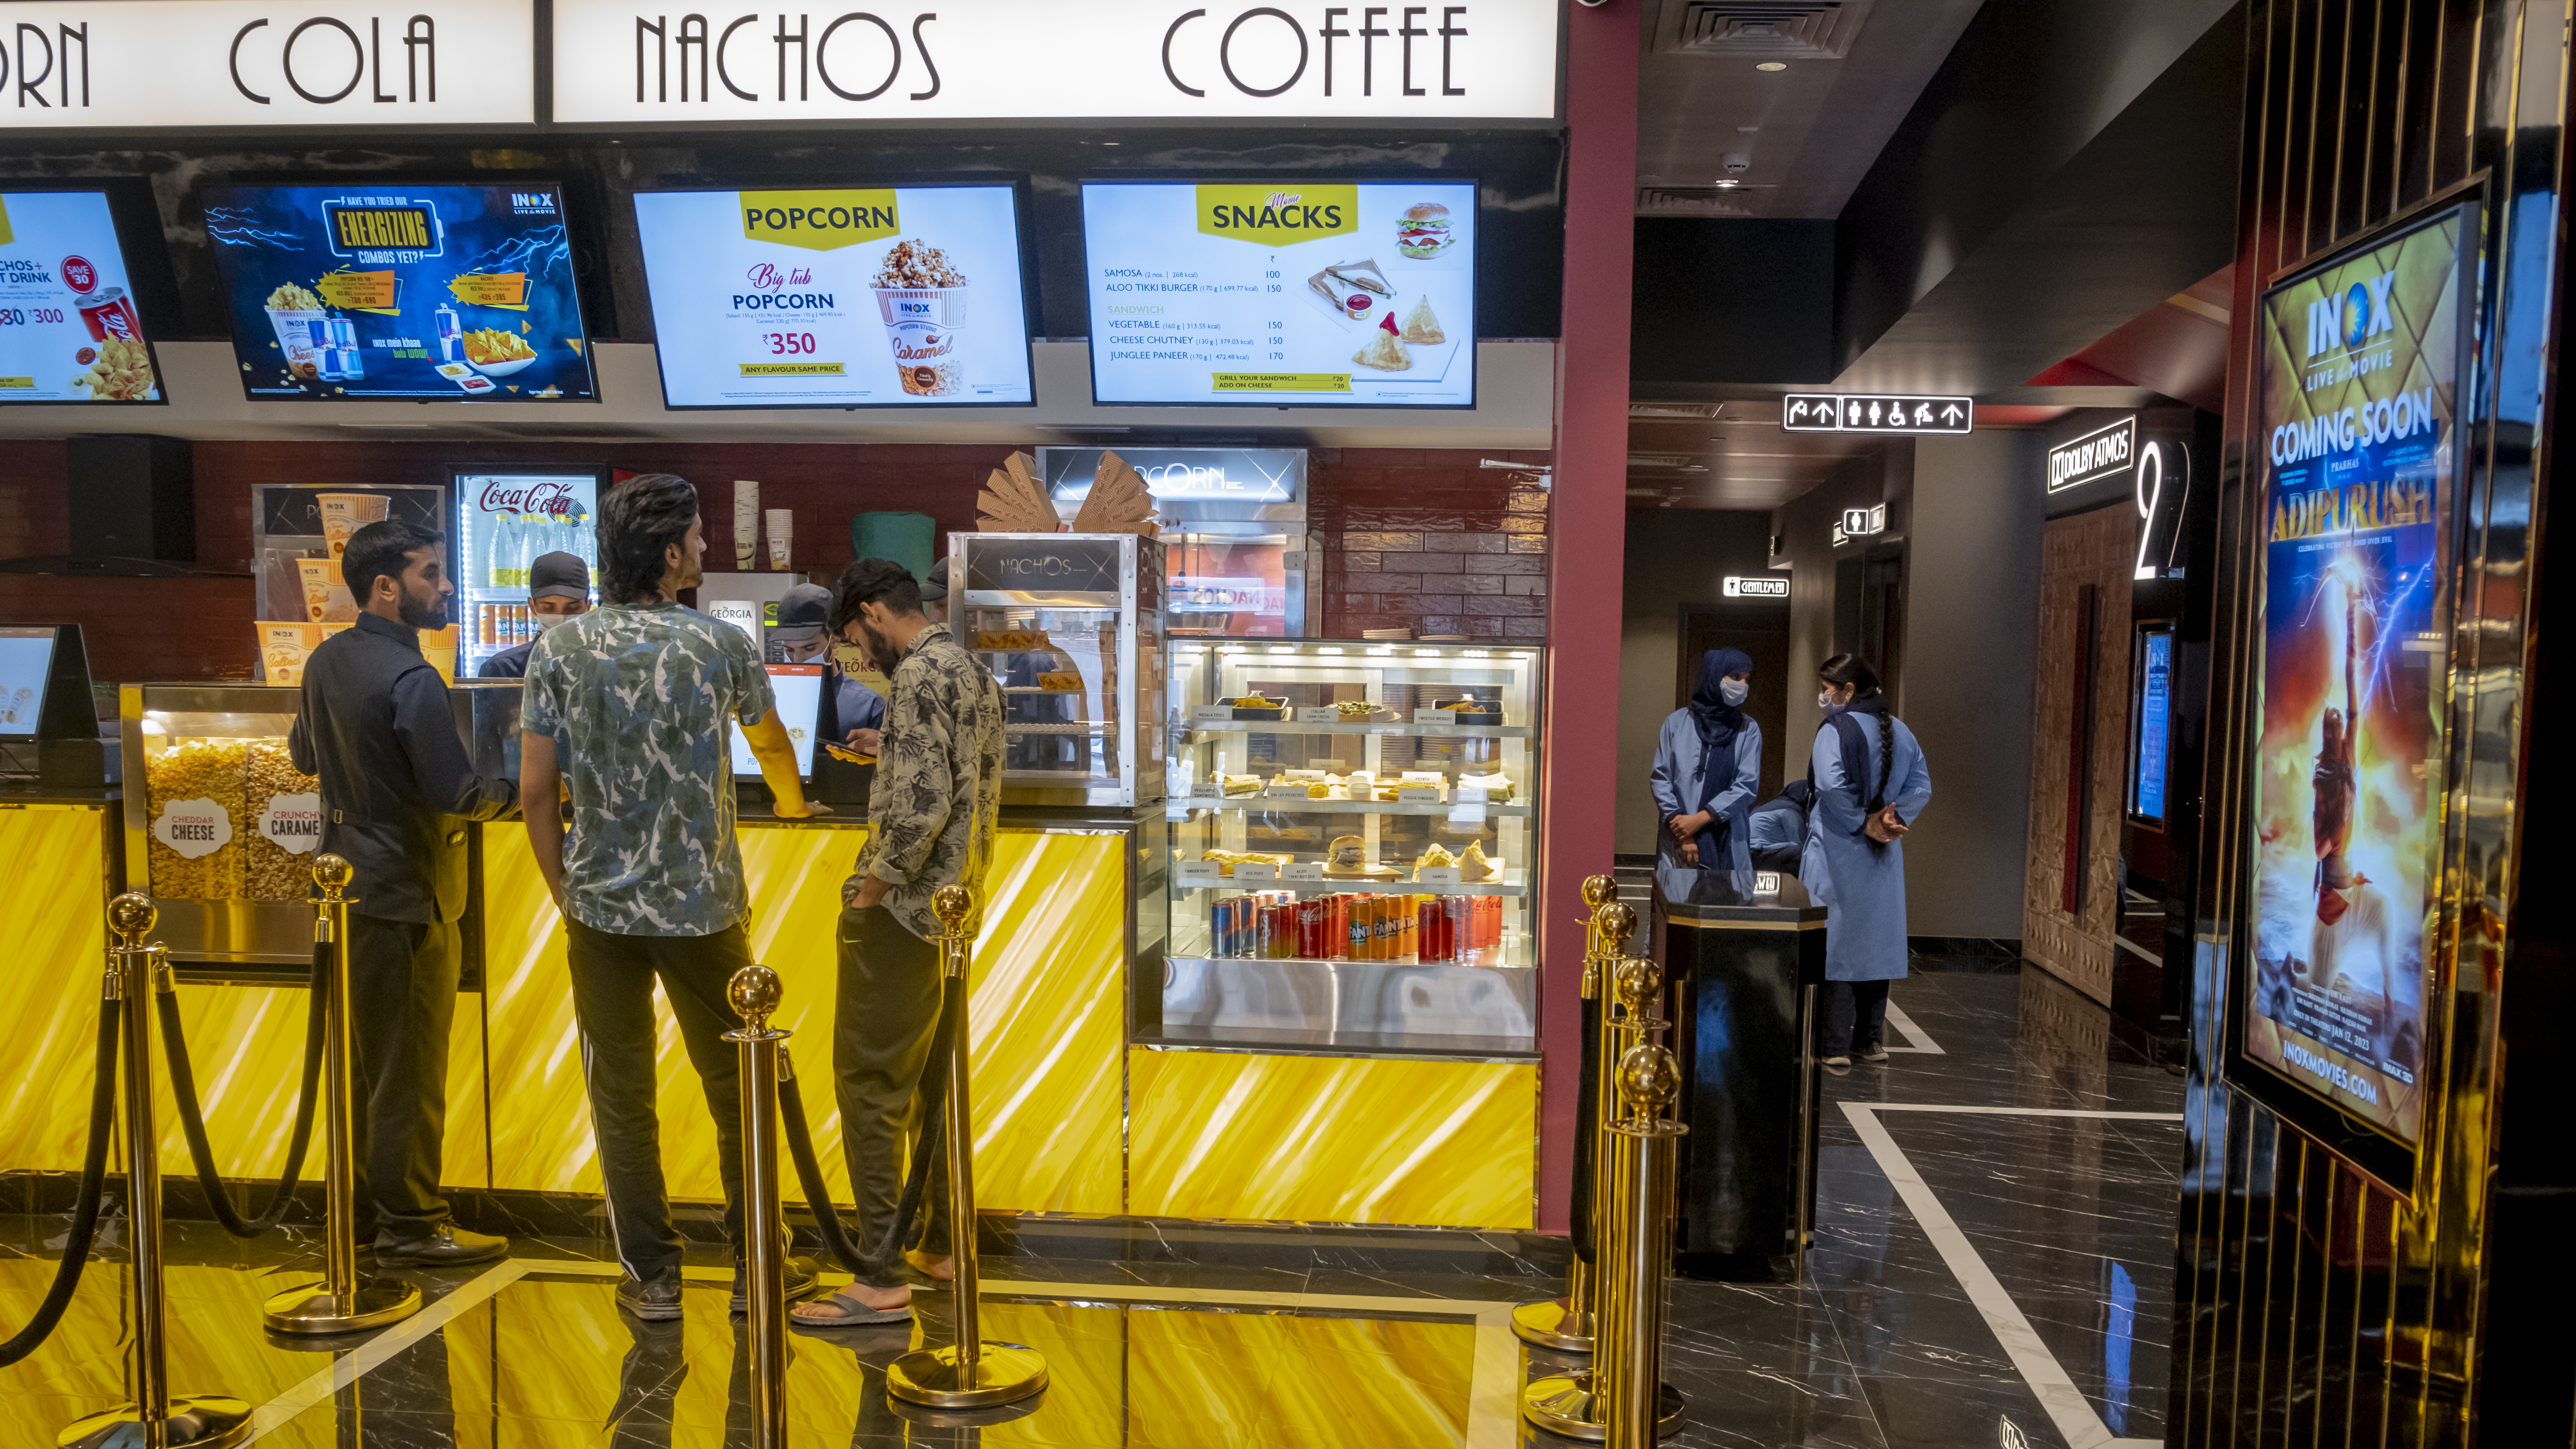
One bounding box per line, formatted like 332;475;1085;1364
952;532;1166;810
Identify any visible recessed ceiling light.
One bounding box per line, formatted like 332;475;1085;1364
1713;179;1741;189
1737;125;1762;133
1755;62;1787;72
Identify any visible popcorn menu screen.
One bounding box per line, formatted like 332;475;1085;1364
0;191;161;405
1080;181;1477;408
202;183;597;402
633;186;1035;409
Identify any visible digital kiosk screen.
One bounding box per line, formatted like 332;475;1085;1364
2130;626;2171;826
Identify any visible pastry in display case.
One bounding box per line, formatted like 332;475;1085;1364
1160;639;1542;1054
951;532;1165;809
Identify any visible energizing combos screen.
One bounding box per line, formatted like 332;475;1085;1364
1081;181;1477;407
201;183;596;402
632;186;1034;408
2246;205;2467;1148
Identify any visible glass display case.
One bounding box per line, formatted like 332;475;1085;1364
120;681;506;973
952;532;1166;809
1158;639;1542;1054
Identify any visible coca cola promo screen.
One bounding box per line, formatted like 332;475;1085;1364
0;190;162;405
632;185;1035;408
202;182;596;402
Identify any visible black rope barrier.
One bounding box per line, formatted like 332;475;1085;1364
1570;992;1601;1268
777;979;965;1280
0;991;121;1367
156;948;328;1239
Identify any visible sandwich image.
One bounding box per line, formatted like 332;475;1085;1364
1353;315;1411;372
1307;260;1394;322
1397;203;1454;258
1401;296;1445;345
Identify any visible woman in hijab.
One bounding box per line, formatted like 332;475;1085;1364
1651;648;1762;892
1801;653;1932;1068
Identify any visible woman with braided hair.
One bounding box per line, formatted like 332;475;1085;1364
1800;653;1932;1068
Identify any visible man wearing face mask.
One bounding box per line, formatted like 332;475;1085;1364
290;519;519;1265
476;551;591;680
1650;648;1763;899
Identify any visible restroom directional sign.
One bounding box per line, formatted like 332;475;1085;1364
1782;393;1975;434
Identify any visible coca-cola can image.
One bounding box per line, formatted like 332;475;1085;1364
77;288;141;344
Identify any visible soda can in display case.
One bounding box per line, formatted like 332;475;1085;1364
1296;900;1330;959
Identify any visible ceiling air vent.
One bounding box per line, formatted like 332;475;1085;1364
1629;402;1720;419
1657;1;1864;59
1636;187;1755;216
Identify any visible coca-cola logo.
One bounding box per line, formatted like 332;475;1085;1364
746;262;814;290
478;478;580;516
62;255;99;295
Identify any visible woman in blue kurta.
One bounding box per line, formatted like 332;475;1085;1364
1800;653;1932;1066
1650;648;1762;898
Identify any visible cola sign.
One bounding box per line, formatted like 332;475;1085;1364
478;476;582;518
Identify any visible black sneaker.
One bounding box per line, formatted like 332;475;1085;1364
618;1269;684;1322
1856;1042;1890;1063
729;1255;820;1313
373;1223;508;1267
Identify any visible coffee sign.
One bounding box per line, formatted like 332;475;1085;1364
0;0;536;128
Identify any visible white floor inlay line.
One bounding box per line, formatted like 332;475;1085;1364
1883;999;1944;1054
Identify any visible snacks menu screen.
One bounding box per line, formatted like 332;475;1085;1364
635;187;1034;409
1082;182;1476;408
0;192;161;405
202;184;596;402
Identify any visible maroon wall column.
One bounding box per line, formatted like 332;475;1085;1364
1535;0;1638;1234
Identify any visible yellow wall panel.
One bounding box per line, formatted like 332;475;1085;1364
1129;1050;1537;1228
0;807;114;1174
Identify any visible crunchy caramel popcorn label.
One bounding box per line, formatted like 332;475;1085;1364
257;792;323;855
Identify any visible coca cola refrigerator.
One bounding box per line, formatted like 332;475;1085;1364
451;464;609;676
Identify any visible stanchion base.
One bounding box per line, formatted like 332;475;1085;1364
260;1279;422;1335
1511;1295;1598;1352
886;1343;1049;1409
57;1394;254;1449
1520;1373;1687;1441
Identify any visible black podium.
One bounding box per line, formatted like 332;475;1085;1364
1655;863;1827;1281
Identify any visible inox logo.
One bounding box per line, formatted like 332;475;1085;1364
2306;271;2396;358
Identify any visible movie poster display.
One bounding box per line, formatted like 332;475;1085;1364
2243;204;2470;1149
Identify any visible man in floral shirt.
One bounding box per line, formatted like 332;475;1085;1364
790;556;1003;1328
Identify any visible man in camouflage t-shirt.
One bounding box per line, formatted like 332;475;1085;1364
519;473;825;1322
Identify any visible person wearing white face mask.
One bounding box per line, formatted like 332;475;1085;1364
1650;648;1763;899
476;551;592;679
1800;652;1932;1068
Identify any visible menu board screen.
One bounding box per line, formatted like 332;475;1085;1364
635;186;1033;409
0;191;162;405
1081;181;1477;408
203;183;596;402
0;627;60;737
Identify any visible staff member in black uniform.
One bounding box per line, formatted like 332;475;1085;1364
476;550;592;680
770;582;886;755
289;519;519;1265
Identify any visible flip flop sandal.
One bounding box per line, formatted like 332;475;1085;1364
788;1289;914;1329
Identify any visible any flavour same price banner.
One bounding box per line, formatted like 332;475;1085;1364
2245;207;2467;1148
1082;181;1477;407
0;192;159;404
633;187;1033;407
203;183;596;402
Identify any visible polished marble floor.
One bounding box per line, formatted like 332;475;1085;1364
0;958;2180;1449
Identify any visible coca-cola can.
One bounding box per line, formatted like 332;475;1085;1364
76;288;140;344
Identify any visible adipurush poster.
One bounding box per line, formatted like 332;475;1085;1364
203;183;596;402
2245;206;2468;1148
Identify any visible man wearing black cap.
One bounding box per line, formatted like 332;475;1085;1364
919;558;949;626
289;519;517;1265
770;581;885;756
476;551;592;680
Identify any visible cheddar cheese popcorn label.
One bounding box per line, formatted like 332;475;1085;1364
256;793;323;855
153;798;235;859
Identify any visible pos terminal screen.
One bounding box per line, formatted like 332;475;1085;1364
0;627;59;737
731;665;824;781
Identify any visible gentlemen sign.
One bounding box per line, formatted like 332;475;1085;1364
550;0;1560;123
1721;575;1788;599
0;0;535;127
1783;393;1974;435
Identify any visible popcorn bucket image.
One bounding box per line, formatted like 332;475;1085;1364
317;493;389;560
873;287;967;397
267;308;329;381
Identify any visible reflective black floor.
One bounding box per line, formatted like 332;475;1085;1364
0;957;2178;1449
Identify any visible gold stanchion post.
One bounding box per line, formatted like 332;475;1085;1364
57;894;253;1449
1513;875;1626;1352
1521;956;1687;1442
886;886;1048;1411
263;855;422;1335
725;966;792;1449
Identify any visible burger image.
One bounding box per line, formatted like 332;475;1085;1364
1397;202;1454;258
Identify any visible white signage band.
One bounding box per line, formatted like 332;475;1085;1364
551;0;1560;124
1784;392;1974;435
0;1;536;128
2046;416;2136;493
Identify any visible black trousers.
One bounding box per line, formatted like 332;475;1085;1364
345;913;462;1244
833;903;951;1288
1822;979;1892;1056
565;916;754;1284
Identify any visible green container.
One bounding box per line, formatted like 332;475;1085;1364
849;511;938;586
